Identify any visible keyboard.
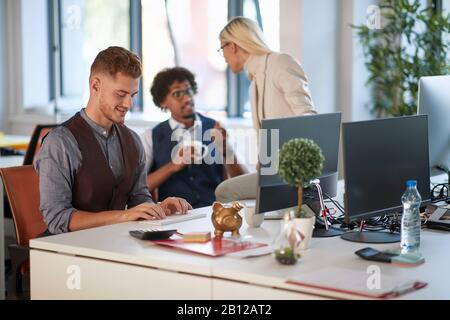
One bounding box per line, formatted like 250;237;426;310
138;211;207;226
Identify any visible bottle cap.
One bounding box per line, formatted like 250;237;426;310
406;180;417;187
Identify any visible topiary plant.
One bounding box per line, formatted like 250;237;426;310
278;138;324;218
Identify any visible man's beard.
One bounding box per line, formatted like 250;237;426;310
99;98;122;124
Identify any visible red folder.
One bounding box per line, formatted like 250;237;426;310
153;237;267;257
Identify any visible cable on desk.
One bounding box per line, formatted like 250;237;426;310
321;191;401;232
431;183;450;203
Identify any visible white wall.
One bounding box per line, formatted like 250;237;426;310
280;0;373;119
280;0;339;114
280;0;303;61
336;0;375;123
351;0;376;122
280;0;375;178
0;0;7;132
302;0;338;114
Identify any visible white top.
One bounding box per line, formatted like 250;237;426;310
244;53;316;132
140;114;202;173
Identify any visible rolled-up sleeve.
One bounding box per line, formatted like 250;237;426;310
34;129;78;234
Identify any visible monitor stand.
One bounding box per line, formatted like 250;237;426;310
341;231;400;244
313;225;345;238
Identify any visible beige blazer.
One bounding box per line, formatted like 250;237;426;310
245;53;316;131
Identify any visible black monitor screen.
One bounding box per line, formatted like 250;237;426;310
343;115;431;223
256;113;341;214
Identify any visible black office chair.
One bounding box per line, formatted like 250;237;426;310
22;124;57;165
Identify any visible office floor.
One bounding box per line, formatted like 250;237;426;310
3;217;17;299
4;258;11;294
3;238;28;300
4;260;30;300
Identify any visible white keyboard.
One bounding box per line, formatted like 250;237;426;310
138;211;207;226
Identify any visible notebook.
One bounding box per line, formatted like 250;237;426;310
153;237;268;257
138;211;207;226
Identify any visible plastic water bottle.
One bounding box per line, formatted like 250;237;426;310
401;180;422;254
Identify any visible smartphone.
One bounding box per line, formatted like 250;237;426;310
355;247;397;263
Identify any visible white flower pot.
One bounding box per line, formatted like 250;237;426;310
244;204;264;228
294;215;315;250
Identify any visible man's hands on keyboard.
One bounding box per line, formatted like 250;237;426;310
160;197;192;216
123;203;167;221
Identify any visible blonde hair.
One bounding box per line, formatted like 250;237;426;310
219;16;273;56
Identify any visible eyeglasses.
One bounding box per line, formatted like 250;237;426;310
217;43;229;57
171;87;194;100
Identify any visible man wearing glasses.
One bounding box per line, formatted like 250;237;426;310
141;67;247;208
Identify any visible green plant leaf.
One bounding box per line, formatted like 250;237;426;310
278;138;324;189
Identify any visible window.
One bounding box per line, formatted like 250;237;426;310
21;0;52;112
17;0;277;120
240;0;280;118
59;0;130;113
141;0;228;122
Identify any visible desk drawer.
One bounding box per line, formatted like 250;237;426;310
31;250;211;299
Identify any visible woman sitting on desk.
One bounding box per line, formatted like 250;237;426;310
215;16;316;203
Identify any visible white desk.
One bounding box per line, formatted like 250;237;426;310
0;156;24;300
30;204;450;300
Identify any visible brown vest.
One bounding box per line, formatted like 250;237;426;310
64;113;139;212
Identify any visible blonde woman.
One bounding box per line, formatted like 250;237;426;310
215;16;315;203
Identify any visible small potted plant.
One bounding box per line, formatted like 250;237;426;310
278;138;324;249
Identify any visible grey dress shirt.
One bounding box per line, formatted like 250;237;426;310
34;109;152;234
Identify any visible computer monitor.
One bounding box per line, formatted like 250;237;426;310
255;113;341;220
341;115;431;243
418;75;450;178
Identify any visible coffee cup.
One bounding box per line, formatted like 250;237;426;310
244;203;264;228
180;140;207;164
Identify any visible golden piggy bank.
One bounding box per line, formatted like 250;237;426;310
211;202;243;238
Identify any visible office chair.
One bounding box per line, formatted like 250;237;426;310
0;165;47;300
23;124;57;165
